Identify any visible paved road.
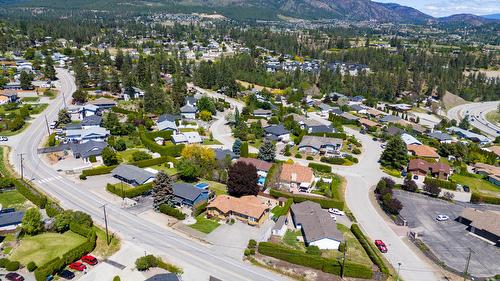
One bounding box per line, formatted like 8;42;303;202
9;70;291;281
447;101;499;139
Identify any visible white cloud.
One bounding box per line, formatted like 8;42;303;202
374;0;500;17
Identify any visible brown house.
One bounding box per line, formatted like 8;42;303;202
408;159;451;180
207;195;269;226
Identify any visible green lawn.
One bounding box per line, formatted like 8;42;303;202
485;111;500;125
180;128;197;132
0;190;27;209
93;226;121;258
116;149;146;163
188;215;220;234
150;164;178;176
203;180;227;195
21;97;40;103
451;174;500;198
381;166;402;178
116;135;144;148
202;139;222;145
11;231;87;265
282;230;304;250
322;224;372;267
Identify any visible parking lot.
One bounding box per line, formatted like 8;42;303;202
394;190;500;278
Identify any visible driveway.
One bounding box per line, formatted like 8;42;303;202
206;220;274;260
394;190;500;278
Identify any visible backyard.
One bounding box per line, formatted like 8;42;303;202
322;224;372;267
10;231;86;266
450;174;500;198
0;190;27;209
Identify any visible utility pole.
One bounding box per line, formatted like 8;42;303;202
341;240;347;279
101;204;110;245
18;153;25;180
44;114;50;135
463;249;472;281
396;262;402;281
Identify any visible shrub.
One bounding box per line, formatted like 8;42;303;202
338;242;346;253
113;276;121;281
352;147;361;154
192;201;208;217
14;180;47;208
306;155;314;160
306;245;321;256
471;193;500;205
424;177;455;191
156;257;183;274
159;204;186;220
284;151;291;156
248;239;257;249
48;133;56;146
27;261;37;272
45;200;63;217
81;165;117;177
294;153;302;158
321;157;346;165
6;260;20;271
309;132;347;139
79;174;87;180
270;189;344;209
135;255;158;271
106;183;153;198
423;182;441;197
0;258;9;267
308;162;332;173
132;151;152;162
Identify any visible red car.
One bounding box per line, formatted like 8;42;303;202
375;240;388;253
6;273;24;281
81;255;98;265
69;261;86;271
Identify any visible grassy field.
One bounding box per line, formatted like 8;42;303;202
0;190;27;209
204;180;227;195
381;166;402;178
451;174;500;198
11;232;86;265
116;135;143;148
485;111;500;125
322;224;372;267
202;139;222;145
93;226;121;258
282;230;304;250
116;149;146;163
150;164;178;176
189;215;220;234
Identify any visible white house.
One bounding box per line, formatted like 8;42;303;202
271;216;288;237
171;132;203;145
180;104;197;119
65;127;110;143
401;133;422;146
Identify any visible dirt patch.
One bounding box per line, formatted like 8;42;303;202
236;80;281;93
442;92;468;111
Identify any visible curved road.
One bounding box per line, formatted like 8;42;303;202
447;101;500;139
9;69;290;281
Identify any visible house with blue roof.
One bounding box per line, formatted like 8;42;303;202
447;127;491;145
172;183;210;207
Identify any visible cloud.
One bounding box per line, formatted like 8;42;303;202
374;0;500;17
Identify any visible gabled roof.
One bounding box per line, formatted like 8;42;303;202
0;211;24;227
81;115;102;127
172;183;206;202
158;114;181;123
280;164;314;183
213;149;236;161
111;164;155;185
407;144;439;158
237;157;272;172
157;119;177;131
299;136;342;150
385;126;404;136
264;124;289;136
180;104;197;113
358;118;378;128
308;124;334;134
208;195;268;220
448;127;490;143
428;131;452;142
291;201;343;243
380;115;401;123
89;97;116;106
408;158;451;175
349;104;365;112
70;140;108;158
401;133;422;145
340;112;359;121
253;109;272;115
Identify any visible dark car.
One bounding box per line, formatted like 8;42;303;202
374;240;388;253
58;269;75;280
463;185;470;192
6;272;24;281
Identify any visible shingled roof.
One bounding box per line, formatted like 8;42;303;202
291;201;343;244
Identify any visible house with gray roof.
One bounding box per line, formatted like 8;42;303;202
157;114;179;132
180;104;197;119
291;201;343;250
308;124;334;134
428;131;453;143
81;115;103;129
70;140;108;162
380;115;401;123
340;112;359;121
65;127;110;143
298;136;343;155
253;109;272;118
264;125;290;142
0;210;24;231
447;127;491;145
89;97;116;109
111;164;155;186
213;149;237;161
271;216;288;237
172;183;210;207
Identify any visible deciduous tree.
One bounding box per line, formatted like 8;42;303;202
227;161;258;197
22;208;43;235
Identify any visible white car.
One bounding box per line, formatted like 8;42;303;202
0;136;8;141
328;208;345;216
436;215;449;221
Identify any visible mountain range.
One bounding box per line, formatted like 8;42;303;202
2;0;499;25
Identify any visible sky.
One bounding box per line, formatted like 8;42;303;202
374;0;500;17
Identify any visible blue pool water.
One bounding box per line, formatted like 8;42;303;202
258;176;266;186
195;182;210;189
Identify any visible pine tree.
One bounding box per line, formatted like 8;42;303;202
232;138;242;156
380;137;408;170
58;109;71;124
153;172;173;211
258;139;276;162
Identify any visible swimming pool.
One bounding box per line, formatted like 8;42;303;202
257;176;266;186
195;182;210;189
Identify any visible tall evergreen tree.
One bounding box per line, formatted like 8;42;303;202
258;139;276;162
153;171;173;211
380;137;408;170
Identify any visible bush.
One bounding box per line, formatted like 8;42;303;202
309;132;347;139
424;177;455;191
133;156;169;168
248;239;257;249
113;276;121;281
294;153;302;158
159;204;186;220
132;151;152;162
192;201;207;217
135;255;157;271
14;180;47;208
270;189;344;210
34;257;64;281
81;165;117;177
27;261;37;272
308;162;332;173
106;183;153;198
6;260;20;271
45;200;63;217
139;129;183;157
0;258;9;267
338;242;346;253
345;154;358;163
284;151;291;156
321;157;346;165
471;193;500;205
352;147;361;154
306;245;321;256
272;198;293;217
351;224;389;274
48;133;56;146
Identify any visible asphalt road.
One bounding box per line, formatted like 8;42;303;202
447;101;500;139
9;69;290;281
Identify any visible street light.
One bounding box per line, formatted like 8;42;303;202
396;262;402;281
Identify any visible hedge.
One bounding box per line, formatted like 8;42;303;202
350;224;389;274
424;177;456;191
111;106;134;115
471;192;500;205
321;157;347;165
106;183;153;198
82;155;173;177
159;204;186;220
258;242;372;279
133;156;169;168
308;132;347;139
0;178;15;189
144;130;174;140
14;180;47;208
45;200;63;217
270;189;344;210
81;165;117;177
272;198;293;217
139;130;184;157
192;201;208;217
308;162;332;173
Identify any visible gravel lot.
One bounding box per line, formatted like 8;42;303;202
394;190;500;278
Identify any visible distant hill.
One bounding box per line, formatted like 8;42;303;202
438;13;496;26
481;13;500;20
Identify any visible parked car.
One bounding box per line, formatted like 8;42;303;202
6;272;24;281
463;185;470;192
328;208;345;216
58;269;75;279
374;240;387;253
69;261;86;271
0;136;8;141
81;255;98;265
436;215;449;221
329;213;337;221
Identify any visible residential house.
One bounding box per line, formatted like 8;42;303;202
271;216;288;237
144;273;181;281
213;149;237;162
457;208;500;246
70;140;108;162
253;109;272;119
3;81;21;90
172;183;210;207
318;103;334;116
411;123;428;135
237;157;273;180
288;114;334;134
428;131;453;144
448;127;491;145
408;159;451;182
358;118;379;130
65;127;110;143
472;163;500;186
380;115;401;123
291;201;343;250
298;136;343;156
486;146;500;158
111;164;156;186
407;144;440;159
0;210;24;231
78;104;100;120
349;104;367;114
401;133;422;146
171;132;202;145
384;126;404;137
308;124;335;134
0;91;18;103
264;125;290;142
122;87;144;101
207;195;269;226
81;115;103;129
280;164;315;193
339;112;359;122
366;108;385;118
180;104;197;119
157;114;179;132
89;97;117;110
